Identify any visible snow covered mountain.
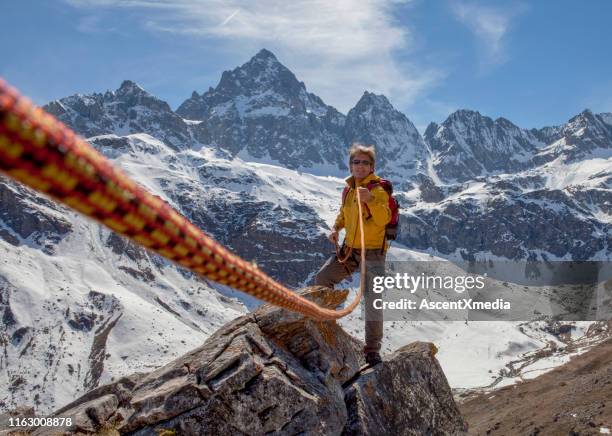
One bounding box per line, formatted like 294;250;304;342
424;110;541;183
44;80;193;150
533;109;612;164
1;48;611;415
400;157;611;260
176;49;348;173
417;108;611;260
176;49;427;180
345;91;427;185
0;173;247;413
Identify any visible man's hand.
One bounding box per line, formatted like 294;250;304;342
328;230;339;244
357;187;372;203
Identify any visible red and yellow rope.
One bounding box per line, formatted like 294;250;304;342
0;78;364;321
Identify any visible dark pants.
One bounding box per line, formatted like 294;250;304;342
314;248;385;354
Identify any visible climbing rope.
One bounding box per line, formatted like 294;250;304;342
0;78;366;321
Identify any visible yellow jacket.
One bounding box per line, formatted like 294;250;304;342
334;173;391;250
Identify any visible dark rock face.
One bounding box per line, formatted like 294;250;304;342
417;175;446;203
343;342;466;436
178;49;348;172
166;164;330;287
32;288;465;435
44;80;192;150
399;187;611;260
424;110;540;183
532;109;612;165
0;177;72;253
344;91;427;181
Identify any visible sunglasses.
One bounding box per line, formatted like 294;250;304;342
350;159;372;166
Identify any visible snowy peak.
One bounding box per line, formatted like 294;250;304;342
176;49;348;171
564;109;611;140
534;109;612;164
109;80;172;113
44;81;191;149
425;109;540;182
441;109;519;138
217;48;302;97
494;116;521;130
345;91;426;181
352;91;395;112
176;49;329;121
117;80;147;96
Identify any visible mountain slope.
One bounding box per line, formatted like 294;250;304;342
459;332;612;435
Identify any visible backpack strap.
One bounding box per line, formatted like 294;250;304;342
366;181;380;191
341;186;350;205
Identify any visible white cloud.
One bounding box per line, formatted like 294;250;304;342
76;15;100;33
451;2;525;69
65;0;444;113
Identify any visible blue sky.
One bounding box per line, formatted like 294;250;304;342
1;0;611;133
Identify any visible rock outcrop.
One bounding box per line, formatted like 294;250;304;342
15;288;466;435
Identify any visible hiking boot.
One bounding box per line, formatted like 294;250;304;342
365;351;382;366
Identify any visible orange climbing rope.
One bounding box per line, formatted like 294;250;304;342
0;78;366;321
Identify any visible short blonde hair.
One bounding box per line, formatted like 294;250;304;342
348;143;376;165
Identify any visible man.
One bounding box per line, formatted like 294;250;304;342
314;143;391;365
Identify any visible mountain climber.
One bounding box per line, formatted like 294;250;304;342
314;143;391;366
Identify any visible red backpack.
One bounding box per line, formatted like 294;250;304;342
341;179;400;240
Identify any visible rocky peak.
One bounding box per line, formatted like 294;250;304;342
352;91;394;112
447;108;485;123
425;109;540;182
563;109;611;139
529;123;564;145
495;116;520;130
533;109;612;164
442;109;504;137
217;48;302;97
43;81;190;149
345;91;427;181
116;80;146;96
26;288;466;435
106;80;172;113
176;49;324;121
424;121;440;139
176;49;347;171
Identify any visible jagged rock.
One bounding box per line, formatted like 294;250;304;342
398;187;611;260
417;175;445;203
344;91;428;182
0;178;72;247
343;342;467;435
43;80;192;150
29;288;465;435
180;49;348;172
533;109;612;165
424;110;540;183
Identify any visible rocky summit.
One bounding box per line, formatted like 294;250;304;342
8;288;466;435
44;80;192;150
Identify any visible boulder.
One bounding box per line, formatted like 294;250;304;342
22;287;465;435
